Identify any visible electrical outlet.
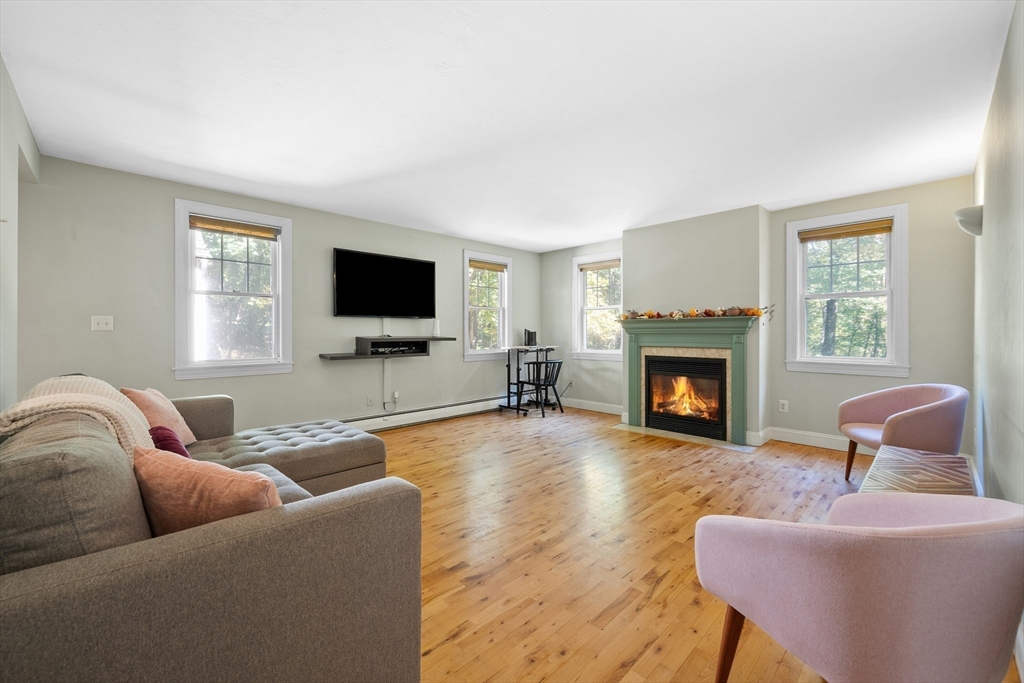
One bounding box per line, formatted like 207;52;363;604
778;399;789;413
91;316;114;331
366;396;373;406
393;390;399;400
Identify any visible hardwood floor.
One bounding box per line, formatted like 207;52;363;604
379;408;1021;683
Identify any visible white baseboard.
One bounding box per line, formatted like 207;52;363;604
614;418;871;452
767;428;979;484
768;427;877;455
346;399;500;432
561;398;623;415
745;428;772;447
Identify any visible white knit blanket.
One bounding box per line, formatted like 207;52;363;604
0;376;154;455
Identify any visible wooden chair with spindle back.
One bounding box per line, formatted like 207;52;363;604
516;360;564;417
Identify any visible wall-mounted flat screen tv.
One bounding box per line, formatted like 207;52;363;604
333;248;436;318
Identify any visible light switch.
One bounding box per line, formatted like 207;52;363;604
91;316;114;331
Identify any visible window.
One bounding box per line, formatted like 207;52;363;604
572;251;623;361
174;199;292;379
463;250;511;361
786;204;908;377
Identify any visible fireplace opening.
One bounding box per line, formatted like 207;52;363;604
646;356;727;440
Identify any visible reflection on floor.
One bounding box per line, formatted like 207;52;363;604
379;408;1021;683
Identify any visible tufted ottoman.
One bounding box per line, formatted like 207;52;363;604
184;417;387;496
170;396;388;495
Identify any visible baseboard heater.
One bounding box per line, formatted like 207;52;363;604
342;396;503;423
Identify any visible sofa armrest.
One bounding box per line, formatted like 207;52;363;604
171;394;234;440
0;477;422;683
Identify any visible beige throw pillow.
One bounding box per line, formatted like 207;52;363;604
121;387;197;445
133;447;282;536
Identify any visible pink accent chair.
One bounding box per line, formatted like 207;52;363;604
695;493;1024;683
838;384;969;480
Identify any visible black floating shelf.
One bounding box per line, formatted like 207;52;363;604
320;335;457;361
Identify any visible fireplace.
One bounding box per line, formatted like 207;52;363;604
645;356;727;440
622;317;754;445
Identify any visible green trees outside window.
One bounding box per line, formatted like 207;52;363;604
192;229;275;361
582;264;622;351
467;264;504;351
804;234;889;359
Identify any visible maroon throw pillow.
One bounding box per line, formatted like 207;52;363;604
149;426;192;459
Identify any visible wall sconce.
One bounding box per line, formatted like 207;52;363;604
954;205;983;236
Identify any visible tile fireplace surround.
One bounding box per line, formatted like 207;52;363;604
620;317;756;445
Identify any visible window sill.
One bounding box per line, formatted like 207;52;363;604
572;351;623;362
785;358;909;378
174;361;293;380
463;352;506;363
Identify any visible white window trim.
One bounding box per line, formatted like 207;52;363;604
786;203;909;377
463;249;512;362
572;250;623;361
174;199;293;380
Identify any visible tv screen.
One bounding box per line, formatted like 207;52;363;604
333;248;436;318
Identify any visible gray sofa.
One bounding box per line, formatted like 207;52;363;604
0;399;421;683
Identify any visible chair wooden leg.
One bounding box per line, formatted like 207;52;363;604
845;440;858;481
715;605;746;683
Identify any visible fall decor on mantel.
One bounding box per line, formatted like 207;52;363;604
622;304;775;321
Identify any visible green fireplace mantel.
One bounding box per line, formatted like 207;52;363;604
620;317;756;445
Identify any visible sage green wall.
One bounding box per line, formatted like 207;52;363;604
974;0;1023;503
769;176;976;451
622;205;769;435
0;54;40;410
539;238;623;410
18;156;541;430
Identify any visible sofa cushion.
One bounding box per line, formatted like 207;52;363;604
187;420;385;484
133;447;282;536
234;464;314;504
0;414;152;575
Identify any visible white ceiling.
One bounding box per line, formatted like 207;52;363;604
0;1;1014;252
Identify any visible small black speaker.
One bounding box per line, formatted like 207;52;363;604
524;329;537;346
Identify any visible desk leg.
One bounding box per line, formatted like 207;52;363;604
500;349;529;415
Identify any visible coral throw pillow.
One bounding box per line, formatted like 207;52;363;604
133;447;281;536
149;426;191;458
121;387;197;445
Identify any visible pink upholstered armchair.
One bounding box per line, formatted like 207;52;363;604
695;493;1024;683
838;384;969;480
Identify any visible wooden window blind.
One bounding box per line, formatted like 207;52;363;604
189;214;280;241
798;218;892;243
468;259;507;273
579;258;620;271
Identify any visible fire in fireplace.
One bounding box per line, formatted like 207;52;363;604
646;356;727;440
650;375;721;421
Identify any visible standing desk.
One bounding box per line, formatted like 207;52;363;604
497;345;558;415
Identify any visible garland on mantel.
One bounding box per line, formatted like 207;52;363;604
622;304;775;321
